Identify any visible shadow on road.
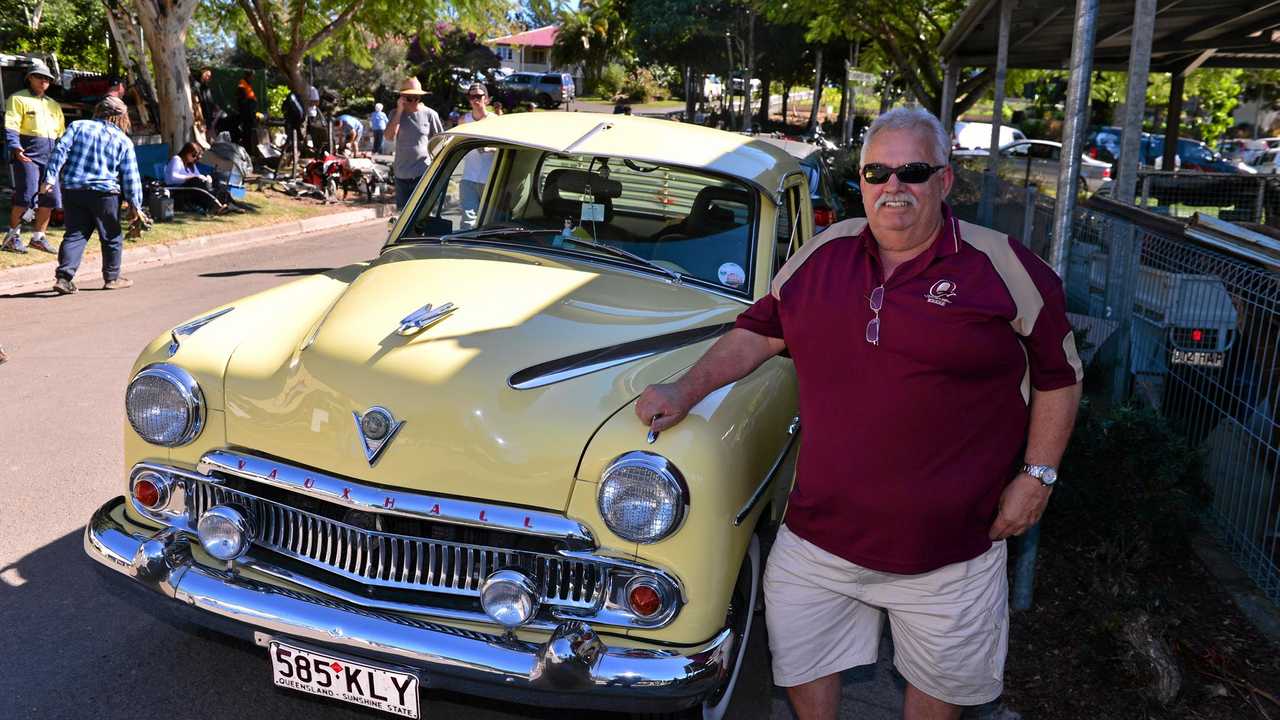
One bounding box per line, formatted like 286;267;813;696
0;529;774;720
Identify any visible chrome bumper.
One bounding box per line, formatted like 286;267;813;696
84;496;730;713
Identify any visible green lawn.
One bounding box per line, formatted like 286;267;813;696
0;190;352;271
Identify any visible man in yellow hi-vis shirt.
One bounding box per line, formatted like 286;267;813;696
4;60;65;254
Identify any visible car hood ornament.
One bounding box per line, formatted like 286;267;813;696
353;406;405;466
397;302;457;336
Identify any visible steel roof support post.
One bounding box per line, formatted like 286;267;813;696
1048;0;1099;278
940;60;960;136
980;0;1013;228
1104;0;1157;404
1019;0;1098;616
1162;74;1185;172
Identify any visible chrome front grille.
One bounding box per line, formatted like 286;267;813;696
188;479;603;609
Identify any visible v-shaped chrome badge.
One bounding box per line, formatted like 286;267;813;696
353;406;405;466
397;302;457;336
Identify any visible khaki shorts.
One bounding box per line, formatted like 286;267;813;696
764;524;1008;706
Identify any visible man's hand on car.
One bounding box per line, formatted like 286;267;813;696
635;383;695;433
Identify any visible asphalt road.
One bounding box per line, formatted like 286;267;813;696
0;221;903;720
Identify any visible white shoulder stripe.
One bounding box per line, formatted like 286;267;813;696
771;218;867;299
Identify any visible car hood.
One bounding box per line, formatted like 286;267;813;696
222;243;740;511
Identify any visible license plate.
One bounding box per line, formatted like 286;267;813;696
268;640;420;718
1171;349;1225;368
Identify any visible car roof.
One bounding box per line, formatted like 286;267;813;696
752;135;822;162
446;113;803;201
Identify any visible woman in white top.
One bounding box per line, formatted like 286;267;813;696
165;142;225;214
457;83;495;229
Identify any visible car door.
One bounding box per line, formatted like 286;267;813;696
998;141;1032;187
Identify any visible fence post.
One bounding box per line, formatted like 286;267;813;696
1140;174;1152;208
1022;185;1036;245
1255;178;1265;224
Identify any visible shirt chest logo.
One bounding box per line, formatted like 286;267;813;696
925;279;958;306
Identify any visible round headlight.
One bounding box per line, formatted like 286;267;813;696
598;452;688;544
197;505;253;561
480;570;539;629
125;363;204;447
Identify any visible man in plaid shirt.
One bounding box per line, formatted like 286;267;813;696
41;96;144;294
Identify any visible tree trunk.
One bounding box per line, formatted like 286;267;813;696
807;48;824;134
103;0;158;124
742;10;755;133
781;87;789;127
756;69;771;129
132;0;199;150
684;66;696;124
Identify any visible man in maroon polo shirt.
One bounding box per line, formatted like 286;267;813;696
636;107;1083;719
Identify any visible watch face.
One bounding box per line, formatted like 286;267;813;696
1041;467;1057;485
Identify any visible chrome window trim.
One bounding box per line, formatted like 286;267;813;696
126;363;205;447
196;450;595;548
597;451;690;544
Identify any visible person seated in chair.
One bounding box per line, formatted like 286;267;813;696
165;142;226;215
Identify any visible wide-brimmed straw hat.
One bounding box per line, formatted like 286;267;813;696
397;77;427;95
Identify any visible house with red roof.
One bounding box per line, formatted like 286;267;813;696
488;25;580;87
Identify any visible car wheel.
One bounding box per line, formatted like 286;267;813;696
632;534;761;720
537;93;554;109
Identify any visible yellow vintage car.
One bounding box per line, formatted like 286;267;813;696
85;112;811;719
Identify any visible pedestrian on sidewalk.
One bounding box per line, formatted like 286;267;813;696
369;103;388;155
41;96;145;295
635;107;1084;720
3;60;65;255
384;77;443;210
457;83;495;228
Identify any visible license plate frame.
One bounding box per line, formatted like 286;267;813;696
267;638;421;718
1170;349;1225;368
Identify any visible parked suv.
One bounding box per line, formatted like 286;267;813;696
497;71;575;108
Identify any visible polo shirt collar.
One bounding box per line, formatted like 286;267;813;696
858;202;963;276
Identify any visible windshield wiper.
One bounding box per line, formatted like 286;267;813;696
558;235;683;284
443;226;541;240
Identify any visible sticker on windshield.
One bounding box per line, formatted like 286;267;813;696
718;262;746;288
580;202;605;222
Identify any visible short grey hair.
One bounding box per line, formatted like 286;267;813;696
859;107;951;168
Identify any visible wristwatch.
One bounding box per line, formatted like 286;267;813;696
1022;463;1058;487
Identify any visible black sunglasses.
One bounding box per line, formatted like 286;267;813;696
861;162;946;184
468;94;486;100
400;95;421;102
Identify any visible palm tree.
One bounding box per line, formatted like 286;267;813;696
551;0;629;96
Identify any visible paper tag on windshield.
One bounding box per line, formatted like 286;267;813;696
580;202;605;222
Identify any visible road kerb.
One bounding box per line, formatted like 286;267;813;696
0;204;394;293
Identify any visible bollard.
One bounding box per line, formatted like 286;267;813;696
1011;522;1040;610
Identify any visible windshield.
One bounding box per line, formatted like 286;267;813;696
399;144;759;294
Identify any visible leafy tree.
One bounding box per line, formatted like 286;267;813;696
514;0;562;29
207;0;505;102
408;24;500;113
126;0;201;152
0;0;109;71
551;0;631;96
757;0;993;121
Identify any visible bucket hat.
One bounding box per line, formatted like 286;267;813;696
25;60;56;83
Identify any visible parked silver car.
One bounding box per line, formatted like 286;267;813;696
955;139;1112;196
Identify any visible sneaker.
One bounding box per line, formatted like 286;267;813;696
28;235;55;253
2;230;26;254
102;276;134;290
53;277;77;295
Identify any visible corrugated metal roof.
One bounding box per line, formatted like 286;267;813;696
490;26;558;48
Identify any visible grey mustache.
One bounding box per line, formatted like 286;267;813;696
875;193;917;209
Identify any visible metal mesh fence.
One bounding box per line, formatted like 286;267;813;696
1065;208;1280;605
1125;170;1280;226
957;162;1280;605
